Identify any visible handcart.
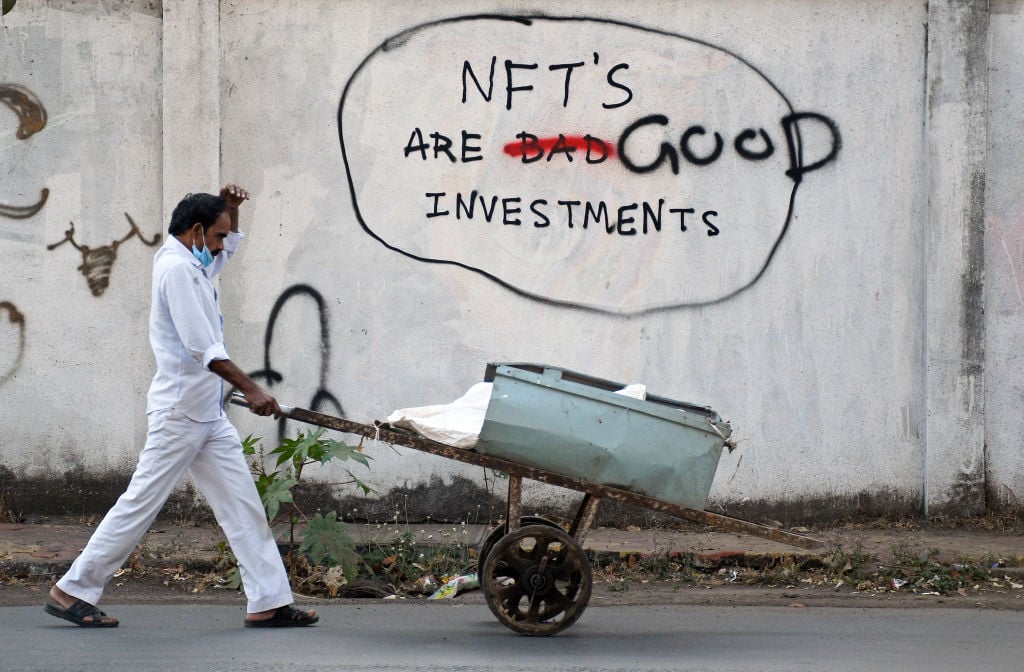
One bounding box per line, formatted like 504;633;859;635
233;363;822;636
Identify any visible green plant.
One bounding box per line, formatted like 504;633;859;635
214;541;242;590
218;431;372;591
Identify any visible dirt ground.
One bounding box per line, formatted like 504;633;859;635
5;512;1024;612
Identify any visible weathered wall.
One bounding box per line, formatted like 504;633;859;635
1;0;162;491
0;0;1019;524
984;0;1024;510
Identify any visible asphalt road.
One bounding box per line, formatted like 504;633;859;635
5;601;1023;672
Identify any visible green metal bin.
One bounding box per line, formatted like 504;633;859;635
476;363;733;510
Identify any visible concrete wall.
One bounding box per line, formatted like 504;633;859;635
985;0;1024;511
0;0;1019;523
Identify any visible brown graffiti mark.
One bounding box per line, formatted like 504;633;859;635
0;301;26;386
47;214;161;297
0;85;49;219
0;187;49;219
0;84;47;139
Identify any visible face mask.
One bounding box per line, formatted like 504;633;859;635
191;232;214;267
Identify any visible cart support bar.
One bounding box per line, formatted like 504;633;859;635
506;476;522;534
570;494;602;544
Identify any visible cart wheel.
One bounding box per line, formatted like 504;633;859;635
481;524;592;636
477;516;563;578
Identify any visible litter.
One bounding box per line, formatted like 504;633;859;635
428;573;480;600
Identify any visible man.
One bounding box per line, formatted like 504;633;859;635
45;185;317;628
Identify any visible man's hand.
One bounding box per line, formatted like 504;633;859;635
220;184;249;209
208;358;281;418
243;386;282;418
219;184;249;233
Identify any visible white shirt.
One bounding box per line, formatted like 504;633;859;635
146;231;243;421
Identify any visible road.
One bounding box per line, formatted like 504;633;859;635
4;601;1022;671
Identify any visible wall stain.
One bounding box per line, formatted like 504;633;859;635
930;468;986;518
5;458;931;528
46;214;161;296
0;464;199;521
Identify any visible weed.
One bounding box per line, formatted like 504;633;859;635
754;556;802;586
357;521;477;594
216;431;372;594
867;541;994;595
593;550;701;589
822;540;874;573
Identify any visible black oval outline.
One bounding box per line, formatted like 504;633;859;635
337;14;804;317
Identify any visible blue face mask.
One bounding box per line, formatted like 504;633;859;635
192;234;214;267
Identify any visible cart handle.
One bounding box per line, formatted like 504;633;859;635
230;392;294;416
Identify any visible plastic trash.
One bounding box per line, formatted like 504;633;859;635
411;575;439;594
428;573;480;600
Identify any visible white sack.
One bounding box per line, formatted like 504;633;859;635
387;382;493;449
615;384;647;400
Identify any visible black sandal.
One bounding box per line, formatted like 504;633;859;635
44;600;119;628
244;605;319;628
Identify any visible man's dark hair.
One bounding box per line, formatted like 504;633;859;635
168;192;227;235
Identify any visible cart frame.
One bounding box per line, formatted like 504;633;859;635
236;400;821;550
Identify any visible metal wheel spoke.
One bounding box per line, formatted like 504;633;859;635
531;537;553;559
535;590;571;621
525;594;543;620
491;560;519;580
508;549;537;574
551;560;583;581
496;583;525;608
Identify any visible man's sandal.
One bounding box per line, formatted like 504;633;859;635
244;605;319;628
44;600;119;628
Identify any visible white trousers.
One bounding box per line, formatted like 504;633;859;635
57;408;293;613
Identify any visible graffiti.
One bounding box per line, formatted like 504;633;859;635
0;84;47;139
46;214;161;297
0;84;49;220
0;188;48;220
423;190;722;237
0;301;25;386
339;15;841;314
242;284;344;443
